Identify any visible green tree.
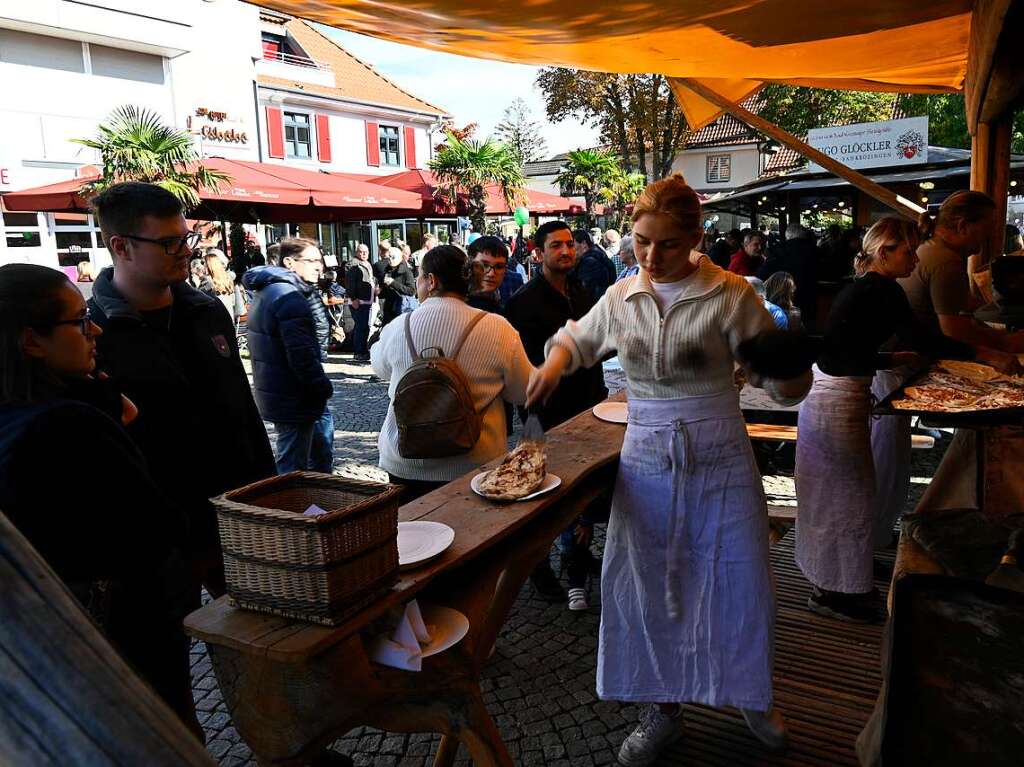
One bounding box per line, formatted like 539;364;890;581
600;168;647;231
898;94;1024;153
495;98;549;165
556;149;621;223
758;85;901;136
73;105;228;209
429;130;525;233
536;70;688;181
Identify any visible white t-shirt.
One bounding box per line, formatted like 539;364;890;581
649;277;690;313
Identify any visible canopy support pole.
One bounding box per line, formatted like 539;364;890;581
675;79;926;221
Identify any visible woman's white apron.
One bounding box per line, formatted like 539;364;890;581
596;391;775;710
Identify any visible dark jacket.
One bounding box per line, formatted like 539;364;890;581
382;260;416;322
708;238;735;270
504;272;608;430
0;398;195;717
242;266;334;425
89;268;276;554
758;237;819;327
574;246;617;303
346;259;375;302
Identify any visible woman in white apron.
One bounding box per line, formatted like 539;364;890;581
795;217;976;623
527;175;811;766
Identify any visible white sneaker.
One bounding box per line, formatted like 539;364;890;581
617;705;684;766
568;587;589;611
741;707;788;753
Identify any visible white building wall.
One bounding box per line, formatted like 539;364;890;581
670;145;761;192
170;0;261;163
257;92;436;176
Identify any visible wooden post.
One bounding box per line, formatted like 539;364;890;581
673;79;926;221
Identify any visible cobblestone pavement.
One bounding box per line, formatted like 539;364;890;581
193;356;950;766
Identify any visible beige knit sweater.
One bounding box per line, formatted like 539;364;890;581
371;297;534;481
550;256;805;401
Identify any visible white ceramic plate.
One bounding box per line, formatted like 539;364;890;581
397;521;455;569
592;401;628;424
418;603;470;658
469;472;562;502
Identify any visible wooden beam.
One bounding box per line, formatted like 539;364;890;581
965;0;1023;132
987;117;1013;264
675;78;925;221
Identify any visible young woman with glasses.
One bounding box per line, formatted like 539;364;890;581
0;263;200;735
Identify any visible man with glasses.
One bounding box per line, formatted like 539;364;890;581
243;237;335;474
89;182;276;604
467;235;512;313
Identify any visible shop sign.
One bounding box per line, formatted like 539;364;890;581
808;117;928;171
188;107;249;145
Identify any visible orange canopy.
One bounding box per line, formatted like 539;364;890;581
253;1;970;128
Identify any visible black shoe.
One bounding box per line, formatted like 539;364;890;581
807;587;880;623
530;561;566;601
352;354;371;363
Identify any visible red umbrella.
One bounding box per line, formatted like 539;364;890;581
0;158;423;223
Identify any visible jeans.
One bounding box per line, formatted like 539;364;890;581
352;303;371;356
274;407;334;474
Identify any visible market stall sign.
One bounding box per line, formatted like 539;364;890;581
808;117;928;172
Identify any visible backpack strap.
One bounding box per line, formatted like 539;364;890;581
403;312;420;361
450;310;487;361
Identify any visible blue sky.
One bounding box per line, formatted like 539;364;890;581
321;27;600;157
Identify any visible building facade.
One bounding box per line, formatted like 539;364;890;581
0;1;448;270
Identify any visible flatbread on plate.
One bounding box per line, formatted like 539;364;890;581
477;441;547;501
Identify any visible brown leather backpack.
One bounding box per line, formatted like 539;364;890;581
393;311;487;459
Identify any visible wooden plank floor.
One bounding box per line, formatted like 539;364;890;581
662;531;892;766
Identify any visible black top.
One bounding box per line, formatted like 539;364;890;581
818;271;974;377
89;269;276;555
504;272;608;429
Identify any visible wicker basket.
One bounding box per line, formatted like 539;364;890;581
213;472;401;626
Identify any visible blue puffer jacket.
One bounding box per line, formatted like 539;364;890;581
243;267;333;424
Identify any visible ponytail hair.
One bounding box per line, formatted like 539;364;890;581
854;216;921;277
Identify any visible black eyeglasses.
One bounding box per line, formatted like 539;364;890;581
43;309;94;336
118;231;202;255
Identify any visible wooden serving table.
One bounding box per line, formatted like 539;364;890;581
184;395;627;767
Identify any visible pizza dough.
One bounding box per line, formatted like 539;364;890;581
477;441;547;500
889;360;1024;413
936;359;1001;382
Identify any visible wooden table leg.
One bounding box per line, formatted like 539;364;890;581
432;735;459;767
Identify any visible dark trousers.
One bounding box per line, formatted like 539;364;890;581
353;304;372;356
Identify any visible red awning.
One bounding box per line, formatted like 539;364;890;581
0;158;423;223
369;169;584;216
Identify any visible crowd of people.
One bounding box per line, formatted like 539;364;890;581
1;174;1020;767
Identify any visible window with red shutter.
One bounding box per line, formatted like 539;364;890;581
266;106;284;159
316;114;332;163
365;121;380;167
403;126;417;169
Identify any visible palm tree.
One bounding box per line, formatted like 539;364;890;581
73;106;228;210
556;149;621;224
601;169;647;230
429;130;525;233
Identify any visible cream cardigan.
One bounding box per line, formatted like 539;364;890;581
371;297;534;481
549;256;808;401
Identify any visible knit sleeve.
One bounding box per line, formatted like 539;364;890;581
500;320;536;406
545;290;616;375
726;280;811;405
724;279;776;359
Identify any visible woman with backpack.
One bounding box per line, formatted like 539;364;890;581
371;245;534;504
